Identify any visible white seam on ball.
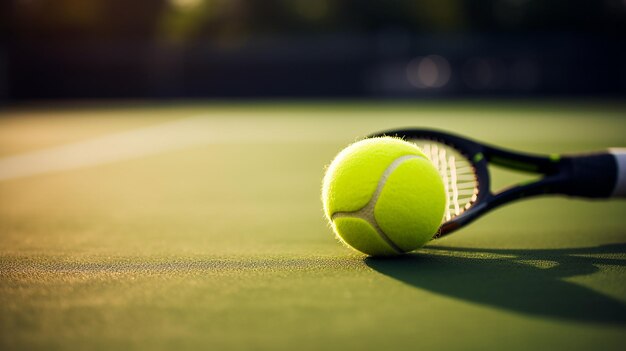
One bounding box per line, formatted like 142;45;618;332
331;154;425;253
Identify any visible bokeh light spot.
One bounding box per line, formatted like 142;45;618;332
406;55;451;89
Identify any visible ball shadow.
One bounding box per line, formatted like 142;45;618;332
364;243;626;324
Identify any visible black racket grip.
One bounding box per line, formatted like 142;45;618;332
560;150;626;198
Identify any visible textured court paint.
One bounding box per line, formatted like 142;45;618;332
1;104;626;351
332;217;399;256
375;158;446;251
322;137;427;219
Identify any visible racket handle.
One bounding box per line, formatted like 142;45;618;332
561;150;626;198
610;148;626;197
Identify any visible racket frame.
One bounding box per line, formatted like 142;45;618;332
369;129;617;236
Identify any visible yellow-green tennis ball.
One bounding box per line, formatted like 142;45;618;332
322;137;446;257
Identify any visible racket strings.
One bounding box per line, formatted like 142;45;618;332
420;142;479;222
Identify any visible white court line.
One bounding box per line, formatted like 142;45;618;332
0;114;336;181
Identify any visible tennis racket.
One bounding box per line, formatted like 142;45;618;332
368;129;626;237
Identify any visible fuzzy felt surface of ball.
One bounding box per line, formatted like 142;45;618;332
322;137;446;256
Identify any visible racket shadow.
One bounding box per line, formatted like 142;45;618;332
364;243;626;324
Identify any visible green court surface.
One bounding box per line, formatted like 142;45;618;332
1;102;625;351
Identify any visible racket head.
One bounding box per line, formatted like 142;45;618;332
368;129;491;236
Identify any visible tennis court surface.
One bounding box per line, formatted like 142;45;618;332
1;102;625;350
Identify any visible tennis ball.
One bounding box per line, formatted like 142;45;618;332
322;137;446;257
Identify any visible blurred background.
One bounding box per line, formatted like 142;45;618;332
1;0;625;102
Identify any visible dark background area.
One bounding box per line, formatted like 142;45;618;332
1;0;625;101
